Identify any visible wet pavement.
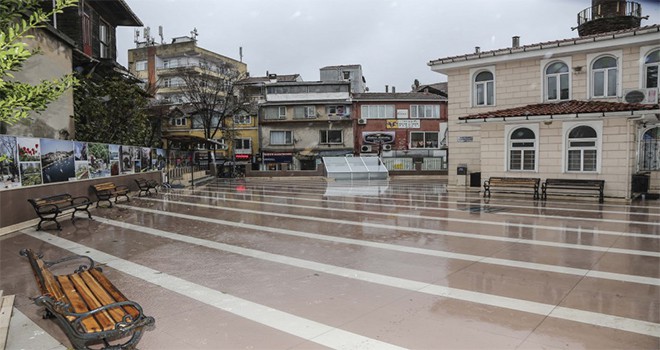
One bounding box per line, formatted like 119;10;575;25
0;177;658;349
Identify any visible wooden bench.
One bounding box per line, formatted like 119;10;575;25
91;182;130;208
27;194;92;231
20;249;154;350
483;177;540;200
134;178;158;197
541;178;605;203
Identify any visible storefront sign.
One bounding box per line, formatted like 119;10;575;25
363;132;395;144
235;154;251;161
262;152;293;163
386;119;420;129
457;136;474;143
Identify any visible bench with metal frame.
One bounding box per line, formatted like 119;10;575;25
541;178;605;203
27;194;92;231
20;249;155;350
483;177;540;200
134;178;158;197
91;182;130;208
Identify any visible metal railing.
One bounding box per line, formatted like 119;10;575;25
577;1;642;26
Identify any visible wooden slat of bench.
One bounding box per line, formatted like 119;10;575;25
93;183;116;191
69;274;116;332
35;259;67;304
57;275;100;331
80;271;131;324
90;269;139;320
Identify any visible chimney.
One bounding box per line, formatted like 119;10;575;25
512;36;520;48
475;46;481;54
385;85;389;93
392;86;396;93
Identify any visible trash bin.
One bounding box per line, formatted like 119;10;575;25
631;173;650;193
470;172;481;188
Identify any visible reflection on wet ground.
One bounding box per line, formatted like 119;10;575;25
1;177;658;349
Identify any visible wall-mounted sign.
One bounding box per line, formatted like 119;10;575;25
386;120;420;129
262;152;293;163
362;131;395;144
457;136;473;143
396;109;409;119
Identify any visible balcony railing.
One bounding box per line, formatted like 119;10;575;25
577;1;642;26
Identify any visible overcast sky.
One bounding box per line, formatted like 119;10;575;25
116;0;660;93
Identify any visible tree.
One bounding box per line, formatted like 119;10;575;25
175;60;253;164
73;70;157;147
0;0;78;125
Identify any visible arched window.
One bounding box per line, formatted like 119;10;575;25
644;49;659;89
509;127;536;171
640;127;659;171
591;56;617;97
567;125;598;172
474;71;494;106
545;61;569;101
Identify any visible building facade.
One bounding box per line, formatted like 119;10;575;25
259;81;353;171
429;1;659;199
127;34;248;164
353;93;448;174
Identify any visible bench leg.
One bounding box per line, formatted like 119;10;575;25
96;198;113;208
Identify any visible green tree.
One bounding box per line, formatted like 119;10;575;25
73;72;156;147
0;0;78;125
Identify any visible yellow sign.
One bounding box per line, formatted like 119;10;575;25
386;120;420;129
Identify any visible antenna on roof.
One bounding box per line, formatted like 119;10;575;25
158;25;164;44
134;29;139;46
191;27;198;41
239;47;243;62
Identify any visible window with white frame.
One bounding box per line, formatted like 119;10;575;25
169;113;186;126
320;130;343;144
99;21;109;58
270;131;293;145
566;125;599;172
507;126;537;171
235;138;251;150
135;60;147;71
327;105;349;116
644;49;659;88
278;106;287;118
263;107;285;119
410;132;439;149
640;127;659;171
360;105;395;119
545;61;569;101
233;115;252;125
591;56;618;97
294;106;316;119
473;70;494;106
410;105;439;118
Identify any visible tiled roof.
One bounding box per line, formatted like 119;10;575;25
353;92;446;101
429;24;660;65
460;100;659;120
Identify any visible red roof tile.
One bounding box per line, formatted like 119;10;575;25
460;100;659;120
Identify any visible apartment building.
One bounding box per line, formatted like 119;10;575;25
127;33;248;163
428;0;659;199
259;80;353;171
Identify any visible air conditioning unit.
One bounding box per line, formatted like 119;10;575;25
382;144;392;151
623;88;658;104
357;118;367;125
360;145;372;152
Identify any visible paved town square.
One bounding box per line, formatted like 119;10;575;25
1;178;657;349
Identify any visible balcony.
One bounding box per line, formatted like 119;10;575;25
576;1;643;36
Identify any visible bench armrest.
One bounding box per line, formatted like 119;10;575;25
42;254;96;273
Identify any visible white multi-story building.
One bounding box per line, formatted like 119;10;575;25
429;1;659;200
